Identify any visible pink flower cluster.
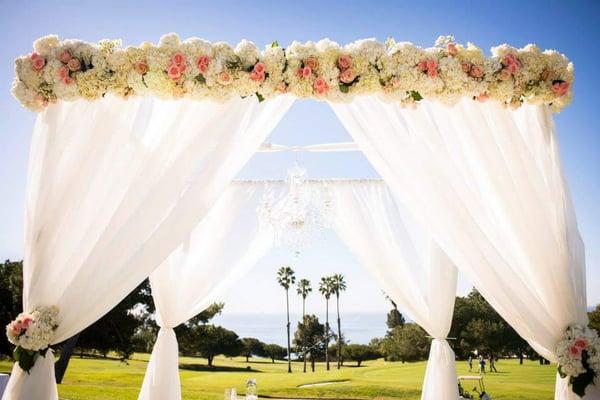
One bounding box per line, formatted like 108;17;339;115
7;314;33;337
552;80;570;97
57;50;82;85
134;60;148;75
418;58;438;78
167;53;187;81
250;62;266;82
196;55;210;74
568;337;589;358
461;62;484;79
30;53;45;72
337;55;356;84
297;56;318;79
313;78;329;95
446;43;458;56
500;53;521;80
217;71;232;85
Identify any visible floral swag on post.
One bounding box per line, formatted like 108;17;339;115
13;34;573;112
557;325;600;397
6;306;59;373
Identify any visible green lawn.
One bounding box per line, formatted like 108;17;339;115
0;354;556;400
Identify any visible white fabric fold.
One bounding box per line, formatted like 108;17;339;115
3;94;293;400
138;183;275;400
328;181;458;400
330;96;591;399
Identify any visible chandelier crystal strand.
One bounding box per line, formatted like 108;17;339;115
257;166;333;254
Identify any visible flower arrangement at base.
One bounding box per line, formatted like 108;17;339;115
12;34;573;112
556;325;600;397
6;306;59;373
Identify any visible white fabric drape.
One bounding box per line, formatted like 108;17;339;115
331;96;595;399
329;181;458;400
139;183;274;400
3;94;293;400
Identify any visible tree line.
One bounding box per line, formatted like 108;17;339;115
2;259;600;368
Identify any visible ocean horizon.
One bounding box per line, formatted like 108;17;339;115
212;312;389;346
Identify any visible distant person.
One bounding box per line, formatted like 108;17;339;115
489;355;498;372
468;355;473;372
478;355;486;374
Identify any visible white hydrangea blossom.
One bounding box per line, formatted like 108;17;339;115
12;34;575;112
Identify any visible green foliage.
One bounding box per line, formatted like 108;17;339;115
0;260;23;357
386;308;405;330
296;279;312;299
318;276;334;299
276;266;296;290
180;324;242;366
342;344;380;366
263;343;287;363
382;323;430;362
294;314;326;369
241;337;265;362
588;305;600;333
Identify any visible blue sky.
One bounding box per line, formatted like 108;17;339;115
0;0;598;322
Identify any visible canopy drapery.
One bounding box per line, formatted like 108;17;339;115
5;33;593;400
2;94;293;400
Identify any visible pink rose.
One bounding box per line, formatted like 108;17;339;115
502;53;517;67
574;338;589;349
58;50;72;64
171;53;186;66
9;321;22;336
20;315;33;330
197;55;210;66
461;62;472;73
63;76;74;85
476;92;489;102
253;62;266;74
305;56;319;70
134;61;148;75
427;68;438;78
31;55;46;71
499;68;512;81
198;63;208;74
301;66;312;78
552;81;570;96
446;43;458;56
507;61;520;74
218;71;232;85
569;345;582;358
250;69;265;82
339;68;356;84
67;58;81;72
418;60;428;72
426;59;438;70
167;63;181;80
469;65;483;79
337;55;352;71
314;78;329;95
58;66;69;79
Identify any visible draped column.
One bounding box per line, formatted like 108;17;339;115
138;183;275;400
328;181;458;400
3;94;293;400
331;96;594;399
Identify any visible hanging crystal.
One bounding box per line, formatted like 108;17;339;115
258;165;333;254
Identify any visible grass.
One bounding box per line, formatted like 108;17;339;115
0;354;556;400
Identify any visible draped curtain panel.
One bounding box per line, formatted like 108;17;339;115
2;95;293;400
329;181;459;400
139;183;275;400
330;96;595;399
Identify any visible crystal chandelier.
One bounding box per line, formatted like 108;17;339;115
258;165;333;254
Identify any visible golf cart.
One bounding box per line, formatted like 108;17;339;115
458;376;491;400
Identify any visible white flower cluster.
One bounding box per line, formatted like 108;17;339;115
12;34;574;112
6;306;59;351
556;325;600;378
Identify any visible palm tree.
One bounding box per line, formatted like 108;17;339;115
331;273;347;369
297;278;312;373
277;266;296;373
319;276;334;371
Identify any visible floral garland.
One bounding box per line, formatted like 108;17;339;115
6;306;59;372
13;34;573;112
556;325;600;397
